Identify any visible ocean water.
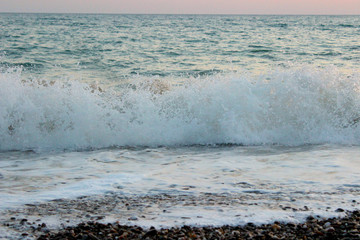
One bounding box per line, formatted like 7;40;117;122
1;13;360;236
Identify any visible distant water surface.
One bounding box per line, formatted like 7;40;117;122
1;14;360;82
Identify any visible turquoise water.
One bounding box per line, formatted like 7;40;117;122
0;14;360;237
2;14;360;82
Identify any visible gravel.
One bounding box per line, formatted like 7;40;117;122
37;210;360;240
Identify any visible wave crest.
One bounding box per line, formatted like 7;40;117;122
1;66;360;151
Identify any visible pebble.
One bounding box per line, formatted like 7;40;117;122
128;216;138;221
324;221;331;228
272;224;281;231
37;210;360;240
20;219;27;225
326;226;335;232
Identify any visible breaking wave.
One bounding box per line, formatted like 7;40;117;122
1;66;360;152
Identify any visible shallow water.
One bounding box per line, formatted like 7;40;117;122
0;14;360;237
0;144;359;228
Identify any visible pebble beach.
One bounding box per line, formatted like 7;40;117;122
0;192;358;239
38;210;360;240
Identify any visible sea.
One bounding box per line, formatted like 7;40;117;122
0;13;360;237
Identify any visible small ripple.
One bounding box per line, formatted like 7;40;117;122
249;49;273;53
268;23;288;28
338;24;357;28
0;62;44;69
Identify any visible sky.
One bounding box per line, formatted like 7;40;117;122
1;0;360;15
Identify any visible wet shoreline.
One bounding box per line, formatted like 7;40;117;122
0;192;358;239
37;210;360;239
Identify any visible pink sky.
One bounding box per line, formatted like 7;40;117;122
1;0;360;14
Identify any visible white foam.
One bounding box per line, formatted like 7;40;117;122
1;66;360;151
0;172;143;210
0;144;359;234
131;207;347;229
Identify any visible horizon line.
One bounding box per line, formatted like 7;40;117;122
1;12;360;16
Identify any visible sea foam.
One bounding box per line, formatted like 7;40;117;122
1;66;360;152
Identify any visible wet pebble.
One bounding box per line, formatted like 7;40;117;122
128;216;138;221
37;210;360;240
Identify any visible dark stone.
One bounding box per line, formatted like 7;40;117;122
20;219;28;225
143;229;157;238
